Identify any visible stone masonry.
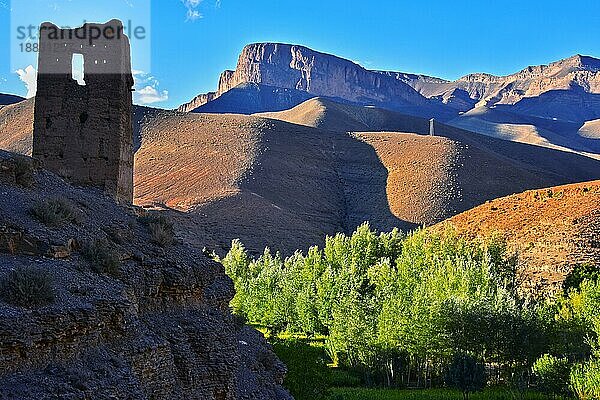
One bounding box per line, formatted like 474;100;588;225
33;20;134;203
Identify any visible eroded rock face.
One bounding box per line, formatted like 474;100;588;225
0;150;291;400
178;43;430;113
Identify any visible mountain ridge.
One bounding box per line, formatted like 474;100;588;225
178;42;449;118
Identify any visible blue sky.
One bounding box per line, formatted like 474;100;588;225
1;0;600;109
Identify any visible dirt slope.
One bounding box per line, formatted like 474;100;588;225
259;97;429;132
442;181;600;292
0;98;34;155
2;98;600;255
579;119;600;139
134;105;600;254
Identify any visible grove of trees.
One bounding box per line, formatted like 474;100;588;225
219;223;600;398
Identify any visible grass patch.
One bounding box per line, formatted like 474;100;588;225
81;240;120;275
140;214;175;247
0;266;55;307
14;157;35;188
30;198;79;227
328;388;546;400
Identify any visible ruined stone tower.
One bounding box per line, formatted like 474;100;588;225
33;20;134;204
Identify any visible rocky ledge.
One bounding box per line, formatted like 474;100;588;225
0;150;292;400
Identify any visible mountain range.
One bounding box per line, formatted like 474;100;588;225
0;43;599;287
179;43;600;156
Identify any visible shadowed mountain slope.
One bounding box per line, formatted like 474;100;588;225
191;83;314;115
0;93;24;106
2;98;600;254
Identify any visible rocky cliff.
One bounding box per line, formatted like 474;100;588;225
396;54;600;121
179;45;600;127
178;43;442;116
0;150;292;400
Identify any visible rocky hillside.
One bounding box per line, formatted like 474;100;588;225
0;150;291;399
178;43;448;118
133;100;600;255
442;180;600;293
398;55;600;155
3;97;600;255
398;55;600;115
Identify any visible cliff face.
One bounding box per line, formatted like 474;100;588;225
178;43;431;113
0;151;292;400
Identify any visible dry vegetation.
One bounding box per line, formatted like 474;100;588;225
0;267;55;307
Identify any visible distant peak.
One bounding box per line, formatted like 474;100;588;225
554;54;600;69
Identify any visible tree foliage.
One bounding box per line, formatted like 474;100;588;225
220;224;553;385
445;354;486;400
220;223;600;393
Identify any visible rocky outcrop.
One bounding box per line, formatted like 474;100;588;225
397;54;600;121
178;43;440;116
0;151;291;400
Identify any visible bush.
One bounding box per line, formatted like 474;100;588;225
329;368;363;388
571;359;600;400
14;157;35;188
81;240;120;275
532;354;571;397
564;264;600;292
272;338;331;400
445;354;486;400
30;198;79;227
140;214;174;247
0;267;55;307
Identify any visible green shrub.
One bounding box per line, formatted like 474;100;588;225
532;354;571;397
564;264;600;293
81;240;120;275
140;214;174;247
0;267;54;307
30;198;79;227
445;354;486;400
571;359;600;400
14;157;35;188
272;338;331;400
329;368;363;388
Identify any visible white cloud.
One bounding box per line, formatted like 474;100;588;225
136;85;169;104
16;65;37;98
133;70;169;105
182;0;203;21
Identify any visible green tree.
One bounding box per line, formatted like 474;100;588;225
445;354;486;400
532;354;571;398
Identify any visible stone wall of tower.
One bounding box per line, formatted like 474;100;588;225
32;20;134;203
